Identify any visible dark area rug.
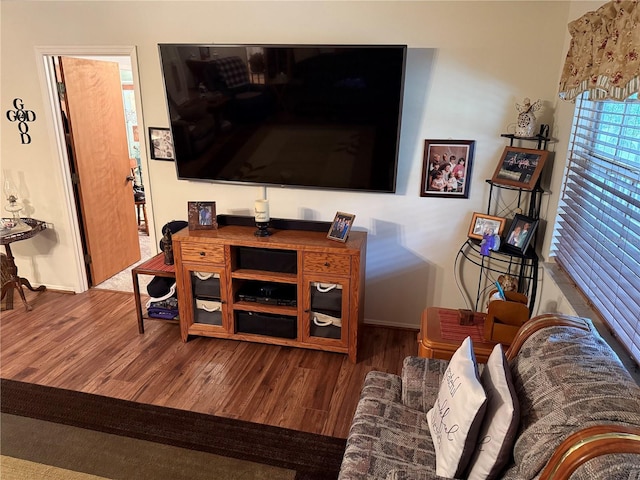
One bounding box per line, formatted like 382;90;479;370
0;379;345;480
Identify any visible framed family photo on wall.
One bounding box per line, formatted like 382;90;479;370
491;146;548;189
421;139;475;198
149;127;175;161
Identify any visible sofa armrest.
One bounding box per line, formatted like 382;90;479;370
401;356;449;413
538;425;640;480
505;313;591;361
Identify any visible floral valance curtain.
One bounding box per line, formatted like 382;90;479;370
559;0;639;101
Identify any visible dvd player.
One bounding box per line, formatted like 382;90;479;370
237;283;297;307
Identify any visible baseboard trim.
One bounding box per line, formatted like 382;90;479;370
364;318;419;331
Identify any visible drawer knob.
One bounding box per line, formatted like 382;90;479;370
200;252;206;256
324;262;330;267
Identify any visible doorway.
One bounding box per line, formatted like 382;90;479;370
39;47;155;293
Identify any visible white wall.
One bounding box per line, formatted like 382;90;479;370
1;1;597;328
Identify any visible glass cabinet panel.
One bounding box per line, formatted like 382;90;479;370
307;281;346;342
191;271;222;326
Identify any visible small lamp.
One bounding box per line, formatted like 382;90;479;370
254;199;271;237
3;175;23;227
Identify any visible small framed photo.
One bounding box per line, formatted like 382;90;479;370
468;212;507;241
491;146;549;190
327;212;355;242
149;127;175;161
188;201;217;230
503;214;538;254
421;139;475;198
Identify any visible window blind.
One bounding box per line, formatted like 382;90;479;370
552;93;640;365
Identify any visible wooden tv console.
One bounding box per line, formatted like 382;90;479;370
172;222;366;363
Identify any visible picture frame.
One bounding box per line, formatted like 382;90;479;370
327;212;355;242
468;212;507;241
188;201;217;230
149;127;175;161
491;146;549;190
420;139;475;198
503;214;538;254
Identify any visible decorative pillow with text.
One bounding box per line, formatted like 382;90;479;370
466;343;520;480
427;336;487;478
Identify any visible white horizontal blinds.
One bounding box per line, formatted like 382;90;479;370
554;93;640;365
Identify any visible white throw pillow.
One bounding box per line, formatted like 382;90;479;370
427;336;487;478
466;343;520;480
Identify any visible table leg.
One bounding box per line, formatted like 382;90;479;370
2;244;45;311
132;269;145;334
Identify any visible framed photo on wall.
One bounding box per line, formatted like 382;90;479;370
188;201;217;230
467;212;507;241
149;127;175;161
421;139;475;198
491;146;548;189
503;214;538;254
327;212;355;242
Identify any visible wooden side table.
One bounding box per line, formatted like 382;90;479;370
1;218;47;311
132;252;175;333
417;307;497;363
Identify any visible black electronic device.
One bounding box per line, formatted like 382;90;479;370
237;282;297;307
158;44;407;193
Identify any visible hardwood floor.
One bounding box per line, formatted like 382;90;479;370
0;289;418;439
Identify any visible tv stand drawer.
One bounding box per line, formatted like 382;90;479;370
180;243;224;264
303;253;350;275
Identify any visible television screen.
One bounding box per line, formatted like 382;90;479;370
158;44;406;193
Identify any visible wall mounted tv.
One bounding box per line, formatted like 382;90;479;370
158;44;407;193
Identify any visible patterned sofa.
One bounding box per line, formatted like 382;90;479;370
339;314;640;479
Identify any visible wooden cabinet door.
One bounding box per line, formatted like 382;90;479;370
302;275;350;350
179;264;229;340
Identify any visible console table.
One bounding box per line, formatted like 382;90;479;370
1;218;47;311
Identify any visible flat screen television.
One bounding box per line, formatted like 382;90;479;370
158;44;406;193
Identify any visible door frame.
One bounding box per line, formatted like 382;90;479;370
35;45;154;292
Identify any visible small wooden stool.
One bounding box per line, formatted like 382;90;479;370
135;200;149;235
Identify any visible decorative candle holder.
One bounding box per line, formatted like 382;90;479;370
254;221;271;237
254;199;271;237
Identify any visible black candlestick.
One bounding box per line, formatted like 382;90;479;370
254;221;271;237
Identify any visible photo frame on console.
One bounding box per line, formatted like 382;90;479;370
327;212;355;243
468;212;507;241
491;146;548;190
188;201;218;230
149;127;175;161
421;139;475;198
503;214;538;254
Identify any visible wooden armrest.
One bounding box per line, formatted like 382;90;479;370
539;425;640;480
505;314;590;361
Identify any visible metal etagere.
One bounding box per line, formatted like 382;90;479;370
456;130;551;314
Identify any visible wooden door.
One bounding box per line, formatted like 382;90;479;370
59;56;140;285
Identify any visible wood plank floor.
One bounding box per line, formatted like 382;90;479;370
0;289;419;439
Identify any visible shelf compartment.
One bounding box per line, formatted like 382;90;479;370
310;282;342;312
235;311;297;339
193;298;223;326
235;280;297;307
191;271;221;298
233;246;297;274
309;311;342;340
233;302;297;316
231;269;298;284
